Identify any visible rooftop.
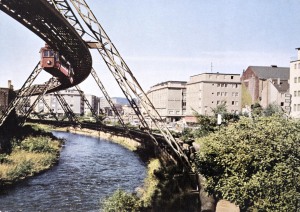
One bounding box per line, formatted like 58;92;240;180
247;66;289;80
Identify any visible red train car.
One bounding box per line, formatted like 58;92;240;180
40;44;73;83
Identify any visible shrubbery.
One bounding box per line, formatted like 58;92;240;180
20;136;60;153
194;116;300;211
101;189;139;212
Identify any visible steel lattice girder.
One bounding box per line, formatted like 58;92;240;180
69;0;191;168
0;0;92;91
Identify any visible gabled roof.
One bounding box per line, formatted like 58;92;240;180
248;66;290;80
273;80;289;93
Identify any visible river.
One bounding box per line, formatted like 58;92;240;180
0;131;146;211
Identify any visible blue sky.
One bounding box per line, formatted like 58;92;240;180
0;0;299;97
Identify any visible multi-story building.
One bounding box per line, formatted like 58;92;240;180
0;80;15;114
185;73;241;116
146;81;187;122
241;65;290;108
290;48;300;118
31;89;84;116
84;94;100;116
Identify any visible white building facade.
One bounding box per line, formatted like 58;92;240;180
147;81;187;122
290;48;300;118
186;73;241;116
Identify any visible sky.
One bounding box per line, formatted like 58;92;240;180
0;0;300;97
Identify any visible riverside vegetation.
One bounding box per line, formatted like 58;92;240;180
0;124;63;187
101;103;299;212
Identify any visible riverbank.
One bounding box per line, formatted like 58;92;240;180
0;125;63;188
37;124;199;211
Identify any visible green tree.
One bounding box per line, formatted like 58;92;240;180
194;116;300;211
251;103;263;117
263;102;284;117
211;102;227;115
101;189;139;212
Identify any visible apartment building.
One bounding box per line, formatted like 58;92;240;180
241;65;290;108
290;48;300;118
185;73;241;116
147;81;187;122
31;89;84;116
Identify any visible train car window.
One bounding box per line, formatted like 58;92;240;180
49;50;54;57
43;50;49;57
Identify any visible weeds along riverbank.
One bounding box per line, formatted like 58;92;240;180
0;124;63;188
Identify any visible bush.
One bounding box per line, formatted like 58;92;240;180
101;189;139;212
20;136;58;153
194;116;300;211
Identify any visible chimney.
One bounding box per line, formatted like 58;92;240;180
277;78;280;85
297;48;300;60
8;80;12;89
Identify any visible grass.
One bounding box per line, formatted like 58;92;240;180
137;159;161;207
0;128;62;186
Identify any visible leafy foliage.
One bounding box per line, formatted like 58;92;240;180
194;116;300;211
187;105;239;139
20;136;60;153
251;103;263;117
263;102;284;117
101;189;139;212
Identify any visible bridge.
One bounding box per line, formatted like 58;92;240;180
0;0;194;171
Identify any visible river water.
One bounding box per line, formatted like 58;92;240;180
0;131;146;211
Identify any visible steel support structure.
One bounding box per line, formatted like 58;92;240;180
41;97;59;121
0;63;42;127
90;68;126;128
54;91;80;125
15;85;39;115
75;84;101;123
50;0;129;130
68;0;190;168
19;77;57;126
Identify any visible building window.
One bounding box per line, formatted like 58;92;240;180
295;77;297;83
232;101;235;105
217;92;220;96
295;64;297;69
298;77;300;83
235;101;239;106
281;102;284;106
298;104;300;111
298;63;300;69
298;91;300;97
231;76;234;79
295;91;297;97
224;92;227;96
235;92;239;97
294;104;297;111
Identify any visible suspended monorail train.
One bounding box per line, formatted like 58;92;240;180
40;44;74;83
